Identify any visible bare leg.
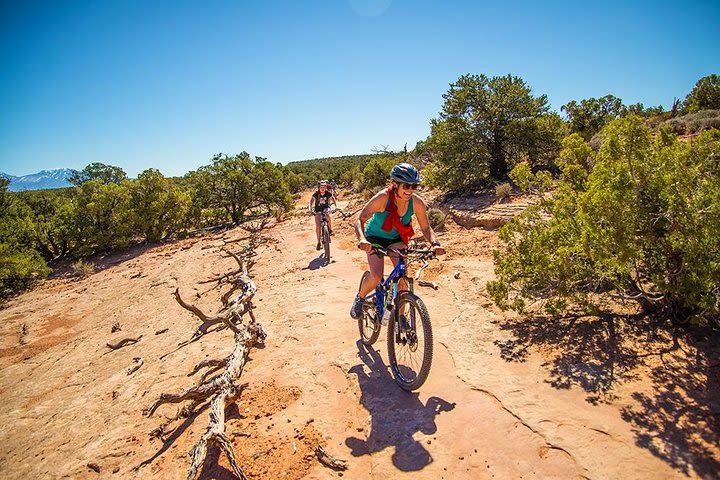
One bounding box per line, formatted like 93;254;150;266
314;214;321;243
358;251;384;297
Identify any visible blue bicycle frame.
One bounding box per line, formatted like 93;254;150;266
370;249;409;321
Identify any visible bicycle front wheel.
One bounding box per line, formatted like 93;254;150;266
322;224;331;261
387;292;433;391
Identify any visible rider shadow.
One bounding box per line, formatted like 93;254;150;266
346;341;456;472
304;255;332;270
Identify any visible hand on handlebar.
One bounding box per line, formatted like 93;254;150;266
357;239;372;252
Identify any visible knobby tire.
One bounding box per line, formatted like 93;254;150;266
387;292;433;391
322;224;331;261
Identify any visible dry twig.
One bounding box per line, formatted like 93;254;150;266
127;357;144;375
106;336;142;350
315;446;348;471
417;280;439;290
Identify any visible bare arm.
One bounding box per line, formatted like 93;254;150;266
308;194;316;213
354;191;388;250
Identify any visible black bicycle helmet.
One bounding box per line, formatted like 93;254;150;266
390;163;421;183
317;180;328;186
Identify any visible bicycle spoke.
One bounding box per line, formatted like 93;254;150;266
388;298;431;388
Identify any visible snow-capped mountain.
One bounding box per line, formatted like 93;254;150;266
1;169;75;191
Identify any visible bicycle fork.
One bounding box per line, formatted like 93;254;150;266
374;279;398;325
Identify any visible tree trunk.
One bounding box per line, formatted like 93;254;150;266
489;130;509;180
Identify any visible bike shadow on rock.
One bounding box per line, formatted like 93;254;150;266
494;312;720;477
346;340;456;472
304;255;332;270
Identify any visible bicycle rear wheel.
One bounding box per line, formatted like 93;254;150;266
322;223;331;261
357;272;381;345
387;292;433;391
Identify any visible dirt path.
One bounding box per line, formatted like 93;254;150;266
0;192;713;479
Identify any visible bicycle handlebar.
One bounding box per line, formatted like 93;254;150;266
371;246;436;259
309;207;336;215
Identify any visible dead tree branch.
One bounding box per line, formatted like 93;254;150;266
413;258;438;289
188;357;229;377
174;289;229;338
417;280;439;290
127;357;144;375
106;336;143;350
316;446;348;471
148;232;267;480
414;259;430;281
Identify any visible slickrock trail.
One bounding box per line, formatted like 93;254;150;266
0;191;711;479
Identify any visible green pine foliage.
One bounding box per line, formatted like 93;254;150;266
423;74;564;192
68;162;127;186
285;154;375;189
359;155;398;192
130;169;190;243
561;95;627;141
0;179;51;296
1;152;298;298
186;153;293;226
69;179;134;256
488;117;720;324
682;74;720;113
14;188;75;260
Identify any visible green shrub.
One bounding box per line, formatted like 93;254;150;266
200;207;229;227
0;243;50;297
682;74;720;113
0;180;51;297
489;117;720;325
509;164;552;195
72;259;95;277
360;155;397;192
423;73;560;192
130;169;190;242
427;208;447;231
495;183;512;201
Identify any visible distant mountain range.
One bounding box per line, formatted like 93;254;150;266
1;169;75;192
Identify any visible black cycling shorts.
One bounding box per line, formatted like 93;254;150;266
366;235;406;250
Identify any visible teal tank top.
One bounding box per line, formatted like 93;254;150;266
365;197;414;240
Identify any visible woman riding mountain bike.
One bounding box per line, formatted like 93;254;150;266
350;163;445;319
309;180;336;251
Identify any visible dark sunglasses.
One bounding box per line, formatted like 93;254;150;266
399;182;419;190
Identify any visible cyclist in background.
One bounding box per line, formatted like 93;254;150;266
309;180;336;250
350;163;444;319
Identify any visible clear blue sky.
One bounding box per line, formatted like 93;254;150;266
1;0;718;178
